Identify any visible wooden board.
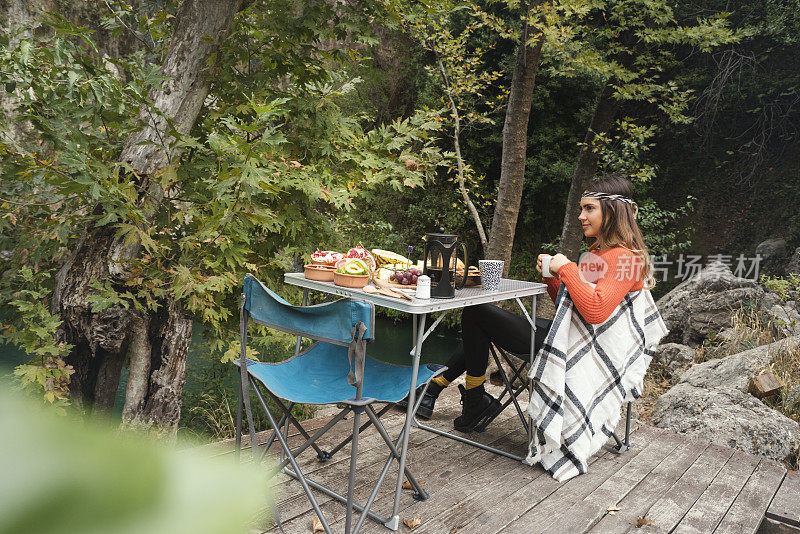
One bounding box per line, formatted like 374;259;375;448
377;279;417;290
259;392;466;528
279;411;524;534
538;429;683;534
494;425;654;534
354;415;527;534
244;397;792;534
749;372;783;398
672;449;761;533
714;459;787;534
630;443;736;533
766;471;800;528
592;436;711;533
375;274;482;290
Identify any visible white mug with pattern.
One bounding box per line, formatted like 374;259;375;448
478;260;504;291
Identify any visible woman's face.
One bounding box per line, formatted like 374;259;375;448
578;197;603;238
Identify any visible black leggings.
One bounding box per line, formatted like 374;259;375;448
442;303;552;382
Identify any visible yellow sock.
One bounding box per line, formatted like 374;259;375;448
432;375;450;388
465;374;485;390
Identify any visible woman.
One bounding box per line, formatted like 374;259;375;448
413;175;655;432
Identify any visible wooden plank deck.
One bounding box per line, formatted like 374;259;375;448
225;386;795;534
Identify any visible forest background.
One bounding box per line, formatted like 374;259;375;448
1;0;798;440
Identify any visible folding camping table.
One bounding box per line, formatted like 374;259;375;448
284;272;547;529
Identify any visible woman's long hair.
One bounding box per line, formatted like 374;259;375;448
585;175;656;290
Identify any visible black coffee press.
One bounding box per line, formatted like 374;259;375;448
422;232;467;298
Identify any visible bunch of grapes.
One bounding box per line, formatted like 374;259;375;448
389;268;422;285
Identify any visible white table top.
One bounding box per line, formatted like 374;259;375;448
284;272;547;314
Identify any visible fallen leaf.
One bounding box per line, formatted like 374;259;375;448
402;479;425;490
403;516;421;529
607;505;621;516
312;516;324;532
635;516;654;527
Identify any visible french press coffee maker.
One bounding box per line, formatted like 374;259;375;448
422;232;468;298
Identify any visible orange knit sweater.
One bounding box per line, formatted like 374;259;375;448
543;247;644;324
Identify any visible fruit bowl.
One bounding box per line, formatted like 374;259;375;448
334;272;370;288
304;264;335;282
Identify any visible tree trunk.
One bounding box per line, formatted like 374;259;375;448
558;83;619;259
485;21;544;273
52;0;245;434
1;1;137;147
1;0;56;146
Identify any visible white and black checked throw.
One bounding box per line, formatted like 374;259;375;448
524;284;669;481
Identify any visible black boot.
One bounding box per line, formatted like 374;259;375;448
453;384;500;432
396;382;443;420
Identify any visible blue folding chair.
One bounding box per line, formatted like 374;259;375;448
234;274;444;533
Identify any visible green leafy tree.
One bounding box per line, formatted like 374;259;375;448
545;0;738;258
400;1;508;252
0;1;442;432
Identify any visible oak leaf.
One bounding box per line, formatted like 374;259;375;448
635;516;654;527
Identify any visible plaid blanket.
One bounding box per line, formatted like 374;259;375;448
524;284;669;481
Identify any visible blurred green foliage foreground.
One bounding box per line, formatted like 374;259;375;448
0;382;268;534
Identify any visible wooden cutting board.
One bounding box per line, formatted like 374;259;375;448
375;278;481;289
362;285;413;300
378;280;417;289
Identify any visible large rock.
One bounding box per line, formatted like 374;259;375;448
761;300;800;338
657;261;763;346
652;335;800;465
652;343;695;382
685;287;764;343
652;386;800;464
786;386;800;414
787;246;800;276
756;238;788;276
675;335;800;392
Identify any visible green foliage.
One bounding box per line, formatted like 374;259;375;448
0;383;269;534
398;0;514;238
760;274;800;302
534;0;738;183
0;2;444;404
0;0;794;425
4;269;72;408
636;196;695;256
0;12;166;403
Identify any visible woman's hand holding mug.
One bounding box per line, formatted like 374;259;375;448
537;253;571;277
536;254;552;277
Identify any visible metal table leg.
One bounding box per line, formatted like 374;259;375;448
387;312;427;530
527;294;537;452
413;295;539;462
